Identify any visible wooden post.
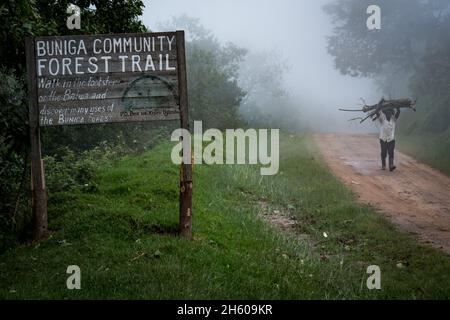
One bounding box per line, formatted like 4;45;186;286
25;38;48;240
176;30;193;239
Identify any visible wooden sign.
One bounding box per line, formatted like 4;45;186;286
34;32;182;126
26;31;192;239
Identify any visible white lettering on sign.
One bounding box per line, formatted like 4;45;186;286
66;265;81;290
366;265;381;289
367;5;381;30
171;121;280;176
35;32;181;126
66;4;81;30
36;35;177;76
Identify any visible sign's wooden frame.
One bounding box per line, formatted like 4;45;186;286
25;30;193;240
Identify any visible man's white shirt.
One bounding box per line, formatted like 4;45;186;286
378;112;396;142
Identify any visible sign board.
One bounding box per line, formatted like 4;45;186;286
34;32;181;126
26;31;192;240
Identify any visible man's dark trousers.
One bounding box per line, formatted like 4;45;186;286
380;139;395;169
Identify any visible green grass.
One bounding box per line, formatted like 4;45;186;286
397;133;450;176
0;134;449;299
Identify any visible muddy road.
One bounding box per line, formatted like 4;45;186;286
314;134;450;254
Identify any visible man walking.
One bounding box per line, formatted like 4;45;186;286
378;108;401;171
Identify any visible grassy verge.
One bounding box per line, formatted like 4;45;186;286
0;134;449;299
397;133;450;176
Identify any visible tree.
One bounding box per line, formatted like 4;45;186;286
0;0;148;250
324;0;450;135
323;0;441;77
161;16;247;129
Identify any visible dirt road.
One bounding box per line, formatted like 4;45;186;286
314;134;450;254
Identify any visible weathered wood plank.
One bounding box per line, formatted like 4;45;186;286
34;35;177;58
39;98;180;126
35;55;178;76
176;30;193;239
37;74;179;101
26;38;48;240
27;31;192;243
39;106;180;126
34;32;181;126
35;33;178;77
39;96;178;109
38;69;178;79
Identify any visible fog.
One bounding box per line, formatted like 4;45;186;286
142;0;381;133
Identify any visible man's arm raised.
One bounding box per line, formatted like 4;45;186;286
395;108;401;120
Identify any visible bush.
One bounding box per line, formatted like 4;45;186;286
0;69;30;253
44;143;119;194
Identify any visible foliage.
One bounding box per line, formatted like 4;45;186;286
160;16;247;129
323;0;441;77
43;126;173;195
324;0;450;136
36;0;150;154
35;0;147;35
0;0;148;250
1;4;277;252
44;147;97;193
0;69;30;252
0;136;449;298
162;16;297;130
398;132;450;176
238;51;302;130
0;69;28;159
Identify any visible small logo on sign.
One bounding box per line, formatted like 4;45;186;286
366;265;381;289
367;5;381;30
66;265;81;290
171;121;280;176
67;4;81;30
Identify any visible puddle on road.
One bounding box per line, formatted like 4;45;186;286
343;159;375;175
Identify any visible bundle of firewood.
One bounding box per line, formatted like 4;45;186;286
339;98;417;123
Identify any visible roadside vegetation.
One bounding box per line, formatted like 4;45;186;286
1;1;449;300
324;1;450;176
0;3;273;251
1;134;449;299
398;133;450;176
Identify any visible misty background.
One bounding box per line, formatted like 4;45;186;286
143;0;380;132
2;0;450;250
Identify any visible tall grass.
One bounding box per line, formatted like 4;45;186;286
0;134;449;299
397;132;450;176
